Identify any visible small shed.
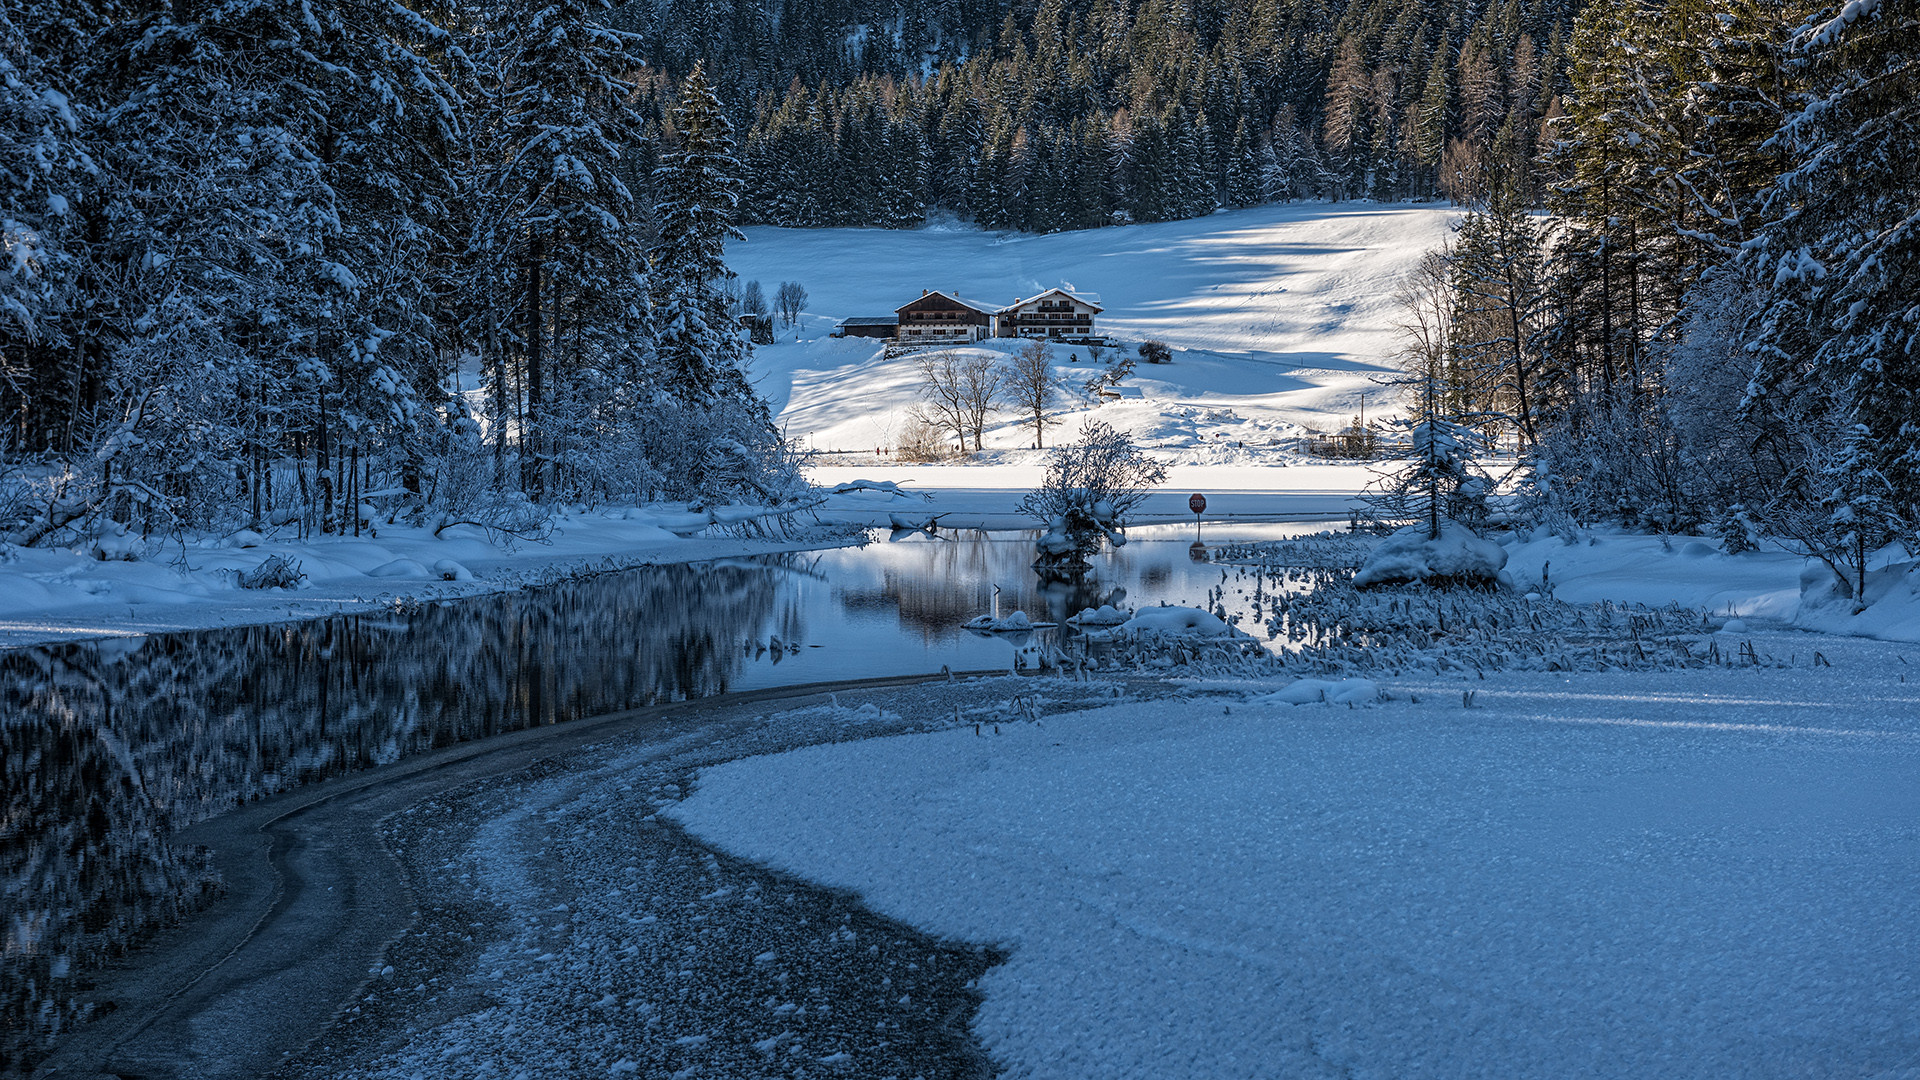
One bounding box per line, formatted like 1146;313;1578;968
835;316;899;339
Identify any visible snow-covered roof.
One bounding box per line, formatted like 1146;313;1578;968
897;290;999;315
1000;287;1104;313
838;315;899;326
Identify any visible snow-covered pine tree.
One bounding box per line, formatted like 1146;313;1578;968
76;0;460;536
1322;35;1370;202
472;0;648;500
650;63;750;407
0;0;97;453
1749;0;1920;534
1448;176;1549;446
1225;117;1264;207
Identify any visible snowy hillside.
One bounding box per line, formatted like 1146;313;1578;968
733;203;1457;455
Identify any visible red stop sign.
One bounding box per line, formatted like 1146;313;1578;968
1188;493;1207;514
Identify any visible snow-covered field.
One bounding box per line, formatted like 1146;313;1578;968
669;634;1920;1079
810;461;1379;528
735;203;1456;454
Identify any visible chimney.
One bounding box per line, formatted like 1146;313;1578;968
922;288;928;296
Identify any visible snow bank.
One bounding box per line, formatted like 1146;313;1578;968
964;610;1036;632
1795;558;1920;642
1353;522;1508;589
0;506;841;648
1501;529;1920;643
807;461;1378;529
1066;605;1132;626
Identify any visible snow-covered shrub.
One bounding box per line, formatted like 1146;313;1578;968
238;554;305;589
432;491;553;550
1103;605;1245;637
1352;522;1508;589
1757;424;1910;607
1138;340;1172;364
1711;504;1762;555
1021;420;1167;569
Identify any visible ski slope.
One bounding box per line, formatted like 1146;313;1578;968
733;203;1458;455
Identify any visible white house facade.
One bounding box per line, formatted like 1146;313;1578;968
994;289;1103;340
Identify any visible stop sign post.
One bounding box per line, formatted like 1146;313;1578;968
1189;493;1207;540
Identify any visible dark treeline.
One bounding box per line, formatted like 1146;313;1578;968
619;0;1581;231
2;0;796;550
1401;0;1918;603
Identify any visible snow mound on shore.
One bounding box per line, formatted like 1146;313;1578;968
1110;606;1239;637
1252;677;1382;706
965;610;1035;632
1353;523;1507;589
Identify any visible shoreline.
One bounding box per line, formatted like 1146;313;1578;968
30;670;1142;1080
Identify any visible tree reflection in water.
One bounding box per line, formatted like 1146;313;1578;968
838;529;1127;640
0;557;797;1074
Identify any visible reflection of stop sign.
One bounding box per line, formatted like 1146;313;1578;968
1189;493;1207;514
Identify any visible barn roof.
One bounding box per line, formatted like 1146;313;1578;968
838;315;899;326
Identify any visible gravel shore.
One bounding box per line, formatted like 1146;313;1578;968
274;676;1155;1080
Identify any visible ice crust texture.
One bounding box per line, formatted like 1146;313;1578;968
671;642;1920;1079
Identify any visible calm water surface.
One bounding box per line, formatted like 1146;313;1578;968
0;522;1326;1070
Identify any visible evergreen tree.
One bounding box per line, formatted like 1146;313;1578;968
0;0;96;451
651;64;751;405
476;0;649;497
1450;178;1549;444
1749;0;1920;522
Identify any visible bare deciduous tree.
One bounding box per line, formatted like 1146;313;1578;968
957;352;1002;450
774;281;808;330
1002;339;1062;448
914;350;970;449
916;349;1001;451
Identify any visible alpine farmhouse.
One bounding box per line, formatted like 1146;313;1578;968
836;288;1104;344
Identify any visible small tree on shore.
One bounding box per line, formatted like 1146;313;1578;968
1021;420;1168;567
1364;251;1494;537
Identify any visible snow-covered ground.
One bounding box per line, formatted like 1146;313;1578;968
735;203;1456;454
810;461;1379;528
669;633;1920;1079
0;509;841;648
